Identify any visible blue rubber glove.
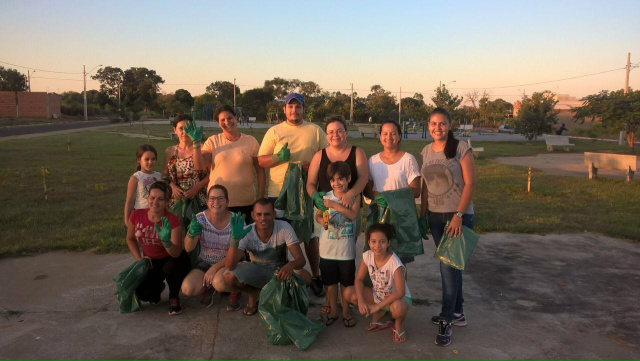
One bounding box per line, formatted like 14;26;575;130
187;218;203;238
374;194;387;209
230;213;252;240
312;191;328;211
276;142;290;162
184;120;203;147
154;217;173;248
418;218;429;239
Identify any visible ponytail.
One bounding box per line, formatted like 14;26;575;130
444;130;459;160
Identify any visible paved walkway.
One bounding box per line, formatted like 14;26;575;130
1;232;638;359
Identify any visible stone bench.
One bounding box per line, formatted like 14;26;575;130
545;135;575;151
358;126;378;138
456;124;473;137
584;152;637;182
466;139;484;157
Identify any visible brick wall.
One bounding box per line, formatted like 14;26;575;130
0;91;62;118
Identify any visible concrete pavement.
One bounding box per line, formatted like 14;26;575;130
1;232;638;359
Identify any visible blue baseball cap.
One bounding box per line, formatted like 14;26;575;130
284;93;305;106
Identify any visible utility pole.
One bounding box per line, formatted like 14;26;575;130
83;65;88;121
350;83;354;122
625;53;631;95
399;87;402;122
233;78;237;109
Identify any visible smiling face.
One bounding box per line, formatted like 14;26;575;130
252;202;275;233
368;230;390;256
147;188;168;213
217;110;237;134
207;187;228;212
173;120;189;144
138;150;157;173
380;123;400;151
284;101;304;125
326;121;347;147
329;173;351;194
428;113;450;142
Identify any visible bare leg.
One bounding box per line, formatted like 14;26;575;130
181;269;205;296
326;284;339;319
304;237;320;278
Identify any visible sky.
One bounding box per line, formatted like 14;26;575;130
1;0;639;104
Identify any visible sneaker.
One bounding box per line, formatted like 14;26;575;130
200;286;216;308
168;297;183;315
431;313;466;326
435;320;452;347
310;277;325;297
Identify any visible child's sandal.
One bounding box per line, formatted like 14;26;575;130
392;327;407;343
365;320;392;332
343;316;356;328
324;315;339;326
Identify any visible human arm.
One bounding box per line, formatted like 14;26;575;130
446;151;476;238
224;213;253;271
258;139;290;169
154;217;183;258
278;242;306;280
315;209;324;225
162;146;184;200
253;157;266;199
353;259;370;316
203;258;226;287
305;151;322;198
324;194;360;221
126;220;142;261
183;217;203;252
337;147;369;207
366;267;407;315
184;174;209;199
409;176;421;198
124;175;138;226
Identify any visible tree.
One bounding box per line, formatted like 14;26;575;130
0;66;27;92
205;81;239;106
263;77;301;98
431;85;463;121
241;88;275;121
366;85;396;122
91;66;124;108
174;89;194;108
515;91;559;141
574;89;640;150
121;67;164;111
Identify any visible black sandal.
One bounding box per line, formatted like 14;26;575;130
343;316;356;328
325;315;338;326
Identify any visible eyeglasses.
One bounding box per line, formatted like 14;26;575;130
208;196;226;203
327;129;346;136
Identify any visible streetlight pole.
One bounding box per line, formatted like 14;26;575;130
83;64;102;121
27;70;35;92
233;78;236;109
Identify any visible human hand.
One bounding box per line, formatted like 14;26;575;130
418;218;429;239
358;301;370;317
276;142;290;162
184;120;203;145
183;186;199;199
276;264;293;280
154;217;173;248
203;268;216;287
312;191;327;211
374;194;387;208
446;215;463;238
230;213;252;240
187;217;203;238
337;190;355;207
301;161;310;172
169;183;184;200
323;199;338;209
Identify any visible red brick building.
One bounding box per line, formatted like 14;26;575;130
0;91;61;118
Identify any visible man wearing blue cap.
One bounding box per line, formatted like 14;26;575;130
258;92;329;297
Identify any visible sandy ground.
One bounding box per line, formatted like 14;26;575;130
1;232;638;359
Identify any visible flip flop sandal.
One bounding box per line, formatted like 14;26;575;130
324;315;339;326
392;327;407;343
343;316;356;328
365;321;392;333
243;305;258;316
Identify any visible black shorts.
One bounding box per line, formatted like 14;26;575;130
193;260;211;272
319;258;356;287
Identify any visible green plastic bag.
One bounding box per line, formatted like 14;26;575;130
258;272;324;350
434;224;480;270
274;163;314;243
365;188;424;260
169;198;201;266
113;259;150;314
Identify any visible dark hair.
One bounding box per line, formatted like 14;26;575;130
430;107;459;160
365;223;394;243
324;114;347;132
207;184;229;200
149;180;172;200
172;113;192;128
135;144;158;171
327;161;351;181
380;120;402;143
214;105;236;122
253;197;275;211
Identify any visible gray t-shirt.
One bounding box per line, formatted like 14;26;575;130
238;219;299;270
420;141;474;214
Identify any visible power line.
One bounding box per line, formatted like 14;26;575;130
32;76;88;82
0;60;82;75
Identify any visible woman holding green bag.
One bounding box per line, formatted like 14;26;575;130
420;107;476;347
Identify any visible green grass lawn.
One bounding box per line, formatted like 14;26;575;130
0;125;638;257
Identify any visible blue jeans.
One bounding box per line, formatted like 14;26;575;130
428;211;474;322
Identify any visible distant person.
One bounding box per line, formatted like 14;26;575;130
257;92;329;297
555;123;568;135
124;144;162;227
420;107;476;347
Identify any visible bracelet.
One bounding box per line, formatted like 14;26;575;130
193;142;201;149
272;154;279;164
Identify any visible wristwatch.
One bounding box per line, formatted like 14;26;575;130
455;211;464;219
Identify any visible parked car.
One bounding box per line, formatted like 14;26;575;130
498;124;515;134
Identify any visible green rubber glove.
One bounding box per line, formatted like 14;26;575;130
418;218;429;239
184;120;203;146
230;212;252;240
276;142;290;162
187;217;203;238
374;194;387;209
154;217;173;248
312;191;328;211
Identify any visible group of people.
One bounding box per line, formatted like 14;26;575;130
122;93;476;347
